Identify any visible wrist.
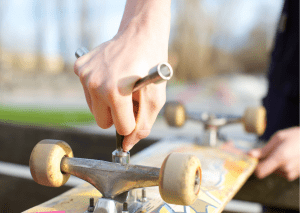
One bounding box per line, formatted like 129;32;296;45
117;0;171;46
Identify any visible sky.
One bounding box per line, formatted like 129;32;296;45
0;0;284;61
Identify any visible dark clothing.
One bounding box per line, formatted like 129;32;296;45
260;0;299;140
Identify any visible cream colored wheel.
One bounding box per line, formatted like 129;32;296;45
242;106;266;135
164;101;186;127
29;139;73;187
159;153;201;206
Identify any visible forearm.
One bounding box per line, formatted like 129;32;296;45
117;0;171;45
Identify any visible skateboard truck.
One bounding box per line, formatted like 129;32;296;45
164;101;266;146
60;152;160;198
29;140;201;206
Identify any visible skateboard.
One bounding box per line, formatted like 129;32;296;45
23;101;266;213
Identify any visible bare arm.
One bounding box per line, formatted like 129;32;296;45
74;0;172;151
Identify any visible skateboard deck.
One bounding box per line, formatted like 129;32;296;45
23;136;257;213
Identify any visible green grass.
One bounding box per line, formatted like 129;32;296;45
0;104;95;127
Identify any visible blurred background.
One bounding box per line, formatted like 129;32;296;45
0;0;284;130
0;0;283;107
0;0;289;212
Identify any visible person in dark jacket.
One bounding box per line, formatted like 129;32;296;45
248;0;299;181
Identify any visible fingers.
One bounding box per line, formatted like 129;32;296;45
285;170;300;181
75;53;137;132
75;56;116;129
122;83;166;151
276;161;300;181
74;44;167;146
255;152;282;179
110;95;136;136
253;135;284;178
258;132;283;159
90;95;113;129
248;131;284;178
252;135;300;181
248;148;262;159
87;78;135;132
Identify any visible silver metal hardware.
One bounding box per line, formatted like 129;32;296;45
88;197;95;212
60;157;160;199
141;188;147;202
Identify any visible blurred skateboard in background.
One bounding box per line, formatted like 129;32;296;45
24;102;266;213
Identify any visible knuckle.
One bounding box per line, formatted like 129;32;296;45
78;66;91;83
74;58;86;76
274;130;285;142
118;127;134;136
88;76;116;96
88;78;101;91
102;81;118;102
74;57;83;68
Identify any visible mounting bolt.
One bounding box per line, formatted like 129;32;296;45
141;188;147;202
122;202;129;213
88;197;95;212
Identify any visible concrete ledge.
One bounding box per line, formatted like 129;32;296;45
0;174;71;213
0;121;157;165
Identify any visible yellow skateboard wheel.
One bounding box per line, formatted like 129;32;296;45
164;101;186;127
242;106;266;135
159;153;201;205
29;139;73;187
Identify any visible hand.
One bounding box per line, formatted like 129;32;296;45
248;127;300;181
74;1;171;151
